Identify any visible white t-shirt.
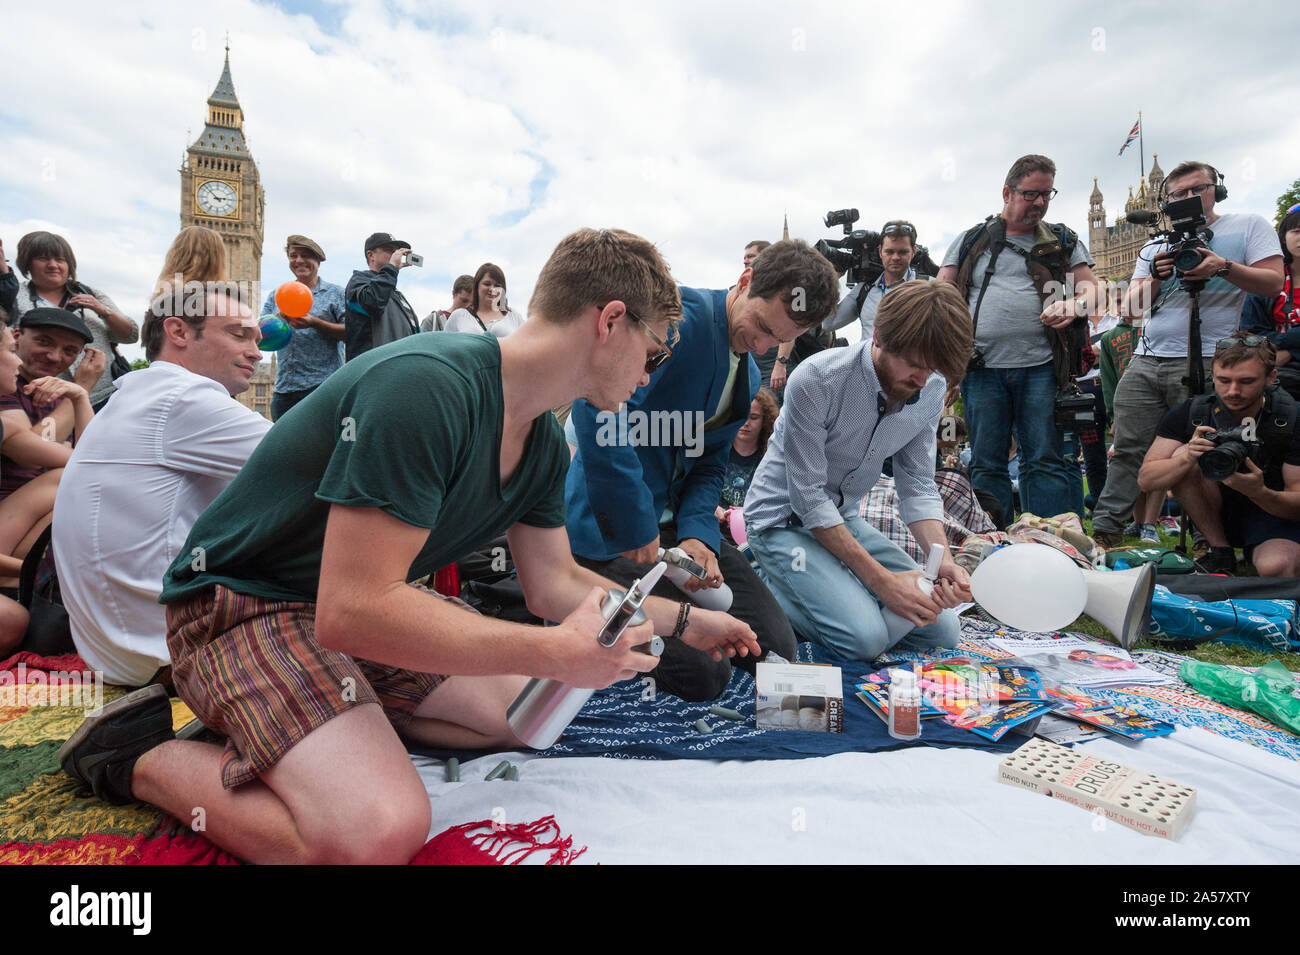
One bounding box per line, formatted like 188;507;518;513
52;362;271;685
444;307;525;338
1134;212;1282;357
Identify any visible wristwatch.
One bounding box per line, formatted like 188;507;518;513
775;356;790;365
1215;261;1232;278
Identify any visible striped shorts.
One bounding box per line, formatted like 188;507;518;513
165;583;451;790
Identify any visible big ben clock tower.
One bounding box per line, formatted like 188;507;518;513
179;42;264;292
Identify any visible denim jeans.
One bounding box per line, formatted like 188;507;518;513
961;362;1071;520
748;515;960;664
1092;355;1214;535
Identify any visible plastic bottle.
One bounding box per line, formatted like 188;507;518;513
888;667;923;741
879;543;946;642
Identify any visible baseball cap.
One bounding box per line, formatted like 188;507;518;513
18;307;93;344
364;232;409;253
285;234;326;262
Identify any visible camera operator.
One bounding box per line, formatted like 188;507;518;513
824;221;930;340
1138;332;1300;576
1090;161;1283;547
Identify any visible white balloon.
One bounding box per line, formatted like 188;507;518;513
970;543;1086;632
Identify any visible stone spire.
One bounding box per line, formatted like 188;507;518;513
782;213;789;241
191;45;249;157
207;44;240;109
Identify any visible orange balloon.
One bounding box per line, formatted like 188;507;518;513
275;281;313;319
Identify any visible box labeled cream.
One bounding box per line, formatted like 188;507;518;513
755;662;844;733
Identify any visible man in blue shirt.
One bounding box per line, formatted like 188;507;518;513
261;235;346;420
745;281;975;663
566;239;839;699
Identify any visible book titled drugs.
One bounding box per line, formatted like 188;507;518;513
998;738;1196;841
755;662;843;733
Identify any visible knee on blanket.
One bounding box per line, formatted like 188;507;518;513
298;796;432;865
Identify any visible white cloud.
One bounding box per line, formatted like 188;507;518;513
3;0;1297;362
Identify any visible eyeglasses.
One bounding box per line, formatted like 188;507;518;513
1215;335;1270;351
882;223;916;237
1167;182;1215;201
1010;186;1058;202
627;309;675;373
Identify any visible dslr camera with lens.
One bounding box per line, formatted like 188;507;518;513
1197;424;1259;483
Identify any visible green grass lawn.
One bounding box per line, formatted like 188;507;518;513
1068;513;1300;672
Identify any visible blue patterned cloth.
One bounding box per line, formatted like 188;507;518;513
925;618;1300;763
409;640;1022;763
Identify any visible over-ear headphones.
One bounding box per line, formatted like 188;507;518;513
1159;164;1228;209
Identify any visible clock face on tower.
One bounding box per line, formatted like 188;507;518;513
196;179;238;217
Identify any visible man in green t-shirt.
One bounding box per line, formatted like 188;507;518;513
60;229;760;865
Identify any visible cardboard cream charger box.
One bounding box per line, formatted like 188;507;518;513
755;662;844;733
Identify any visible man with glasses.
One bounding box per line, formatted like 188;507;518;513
1137;331;1300;576
938;154;1099;523
1090;161;1283;548
565;239;839;700
824;221;930;340
59;229;760;864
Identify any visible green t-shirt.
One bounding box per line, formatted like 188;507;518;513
160;334;568;604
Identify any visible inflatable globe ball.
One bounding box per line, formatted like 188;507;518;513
258;315;293;351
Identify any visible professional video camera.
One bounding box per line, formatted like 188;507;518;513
1130;195;1215;278
814;209;939;287
1198;425;1260;483
1129;194;1220;395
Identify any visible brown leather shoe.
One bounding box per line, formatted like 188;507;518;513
1092;530;1123;549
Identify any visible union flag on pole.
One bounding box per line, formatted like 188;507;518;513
1118;117;1141;156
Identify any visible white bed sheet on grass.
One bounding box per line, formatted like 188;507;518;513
413;726;1299;864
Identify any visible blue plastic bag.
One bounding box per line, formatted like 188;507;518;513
1149;585;1299;652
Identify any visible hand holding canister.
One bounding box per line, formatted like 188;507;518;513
508;563;667;749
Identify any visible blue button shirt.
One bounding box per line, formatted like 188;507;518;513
744;340;946;536
261;278;346;393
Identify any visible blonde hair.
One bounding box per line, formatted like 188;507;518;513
152;227;226;296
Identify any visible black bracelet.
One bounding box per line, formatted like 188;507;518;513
671;601;691;639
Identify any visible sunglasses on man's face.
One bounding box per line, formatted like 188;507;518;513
627;309;674;373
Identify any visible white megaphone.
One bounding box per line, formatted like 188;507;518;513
969;543;1155;649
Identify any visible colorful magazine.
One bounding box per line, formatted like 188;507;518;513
1054;704;1177;741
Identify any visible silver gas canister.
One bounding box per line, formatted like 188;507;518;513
507;564;666;749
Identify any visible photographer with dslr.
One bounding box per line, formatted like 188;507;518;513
1137;332;1300;576
1090;161;1283;547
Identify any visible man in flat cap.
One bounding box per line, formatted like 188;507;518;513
0;307;103;501
261;235;347;421
344;232;420;362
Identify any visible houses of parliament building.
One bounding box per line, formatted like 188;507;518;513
1088;154;1168;285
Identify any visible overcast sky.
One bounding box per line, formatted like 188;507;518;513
3;0;1297;358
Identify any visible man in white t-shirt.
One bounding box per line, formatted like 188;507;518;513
1090;161;1284;546
53;287;270;685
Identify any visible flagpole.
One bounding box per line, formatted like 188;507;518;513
1138;109;1144;185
